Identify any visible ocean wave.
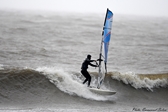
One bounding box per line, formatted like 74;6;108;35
0;67;167;90
110;72;168;91
0;64;4;70
0;66;167;104
0;67;113;102
36;66;111;101
20;20;35;24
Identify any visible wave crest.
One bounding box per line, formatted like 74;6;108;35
110;72;168;91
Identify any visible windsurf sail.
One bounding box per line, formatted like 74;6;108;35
97;8;113;89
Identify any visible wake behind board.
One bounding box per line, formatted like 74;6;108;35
89;87;116;95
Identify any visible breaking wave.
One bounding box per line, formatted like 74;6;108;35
110;72;168;91
0;66;167;105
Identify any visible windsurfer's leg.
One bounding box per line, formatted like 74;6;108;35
86;71;91;87
83;78;87;84
81;70;89;84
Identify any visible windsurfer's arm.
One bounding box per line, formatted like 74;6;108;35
88;60;96;62
88;61;98;67
89;63;98;67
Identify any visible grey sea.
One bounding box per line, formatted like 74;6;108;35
0;10;168;112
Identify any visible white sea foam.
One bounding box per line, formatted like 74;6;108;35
36;66;114;101
0;64;4;70
112;72;168;91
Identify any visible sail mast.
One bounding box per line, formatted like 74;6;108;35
103;8;109;74
97;8;113;89
97;8;109;88
98;8;108;70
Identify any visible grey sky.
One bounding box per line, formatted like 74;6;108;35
0;0;168;17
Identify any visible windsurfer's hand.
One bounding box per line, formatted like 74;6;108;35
94;60;98;67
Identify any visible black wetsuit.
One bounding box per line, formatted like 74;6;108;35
81;58;97;87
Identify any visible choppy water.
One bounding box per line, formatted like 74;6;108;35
0;10;168;112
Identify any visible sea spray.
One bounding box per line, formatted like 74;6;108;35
36;66;114;101
111;71;168;91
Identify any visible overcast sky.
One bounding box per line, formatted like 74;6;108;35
0;0;168;17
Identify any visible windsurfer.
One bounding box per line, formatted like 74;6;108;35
81;54;98;87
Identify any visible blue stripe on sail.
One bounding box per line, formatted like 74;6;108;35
104;33;111;63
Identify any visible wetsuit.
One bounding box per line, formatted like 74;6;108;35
81;58;97;87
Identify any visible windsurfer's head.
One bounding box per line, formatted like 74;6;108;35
87;54;91;60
